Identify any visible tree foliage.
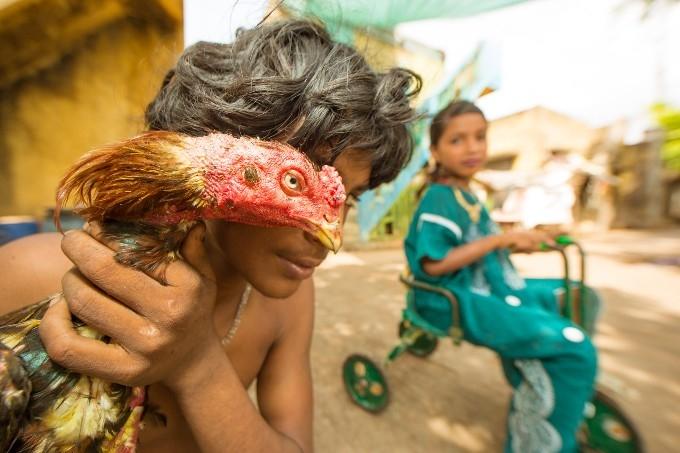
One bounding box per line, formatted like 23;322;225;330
652;103;680;171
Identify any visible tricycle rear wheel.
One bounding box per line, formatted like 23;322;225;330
398;320;439;358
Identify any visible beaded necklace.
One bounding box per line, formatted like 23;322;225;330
221;283;252;346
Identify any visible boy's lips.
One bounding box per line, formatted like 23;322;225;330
286;256;324;268
277;255;324;280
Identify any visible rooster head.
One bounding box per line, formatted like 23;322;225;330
56;132;347;253
191;134;346;252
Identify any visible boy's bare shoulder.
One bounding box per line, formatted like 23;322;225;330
0;233;72;315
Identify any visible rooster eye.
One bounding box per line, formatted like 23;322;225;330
282;170;305;194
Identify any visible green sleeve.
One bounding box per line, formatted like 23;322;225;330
406;186;466;277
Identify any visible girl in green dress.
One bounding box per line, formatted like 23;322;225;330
404;100;597;453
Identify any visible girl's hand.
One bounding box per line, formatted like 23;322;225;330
39;222;221;391
499;229;555;253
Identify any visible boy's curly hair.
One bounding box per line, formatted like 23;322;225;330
145;19;422;188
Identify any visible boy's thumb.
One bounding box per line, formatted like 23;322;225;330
181;222;215;281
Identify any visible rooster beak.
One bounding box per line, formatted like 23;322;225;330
313;219;343;253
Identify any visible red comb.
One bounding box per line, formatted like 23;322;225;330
319;165;346;209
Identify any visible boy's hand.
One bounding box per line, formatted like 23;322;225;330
500;229;555;253
39;222;221;390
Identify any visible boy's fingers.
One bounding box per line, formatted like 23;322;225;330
61;269;151;344
84;221;99;237
40;298;144;383
61;230;164;313
84;221;120;252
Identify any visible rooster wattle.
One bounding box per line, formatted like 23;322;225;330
0;131;346;452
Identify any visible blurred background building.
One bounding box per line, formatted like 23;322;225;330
1;0;679;245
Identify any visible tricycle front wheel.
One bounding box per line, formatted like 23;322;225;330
579;389;644;453
342;354;389;413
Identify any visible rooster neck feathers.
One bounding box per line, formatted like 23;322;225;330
56;131;206;228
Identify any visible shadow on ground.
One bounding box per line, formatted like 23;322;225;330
313;251;509;453
594;287;680;453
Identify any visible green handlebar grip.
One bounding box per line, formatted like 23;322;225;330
540;235;574;250
555;235;574;246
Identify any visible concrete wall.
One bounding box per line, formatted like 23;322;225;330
0;2;182;218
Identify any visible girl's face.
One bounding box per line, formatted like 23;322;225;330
431;112;488;181
205;149;371;299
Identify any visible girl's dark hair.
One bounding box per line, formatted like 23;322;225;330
429;99;485;147
425;100;486;186
145;19;421;188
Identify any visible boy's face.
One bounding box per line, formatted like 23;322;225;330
205;149;371;299
431;112;488;180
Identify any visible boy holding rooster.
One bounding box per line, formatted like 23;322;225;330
0;19;420;452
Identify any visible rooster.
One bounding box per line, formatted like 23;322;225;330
0;131;346;452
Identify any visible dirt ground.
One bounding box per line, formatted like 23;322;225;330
310;229;680;452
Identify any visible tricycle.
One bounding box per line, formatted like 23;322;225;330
342;236;643;453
